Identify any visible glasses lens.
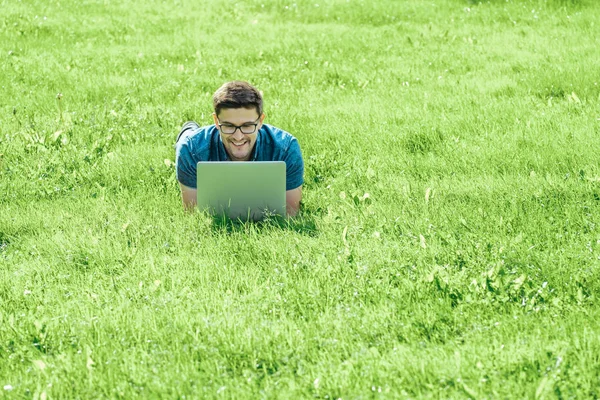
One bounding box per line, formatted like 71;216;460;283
219;123;257;134
240;125;256;134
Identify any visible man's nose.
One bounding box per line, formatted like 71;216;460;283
232;129;245;140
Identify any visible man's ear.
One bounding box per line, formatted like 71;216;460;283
259;112;266;127
212;112;219;126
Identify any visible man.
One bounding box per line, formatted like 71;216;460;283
175;81;304;216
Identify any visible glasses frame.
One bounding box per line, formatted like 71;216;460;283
216;117;261;135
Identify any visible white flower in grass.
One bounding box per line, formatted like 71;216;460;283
4;385;13;391
24;290;32;295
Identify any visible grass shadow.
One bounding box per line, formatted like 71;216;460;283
0;232;9;253
209;211;319;236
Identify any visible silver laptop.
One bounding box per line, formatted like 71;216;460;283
196;161;286;220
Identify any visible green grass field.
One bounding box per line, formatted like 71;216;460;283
2;0;600;398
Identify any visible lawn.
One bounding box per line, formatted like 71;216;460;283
1;0;600;398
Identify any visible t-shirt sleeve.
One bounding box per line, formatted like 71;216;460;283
175;137;198;189
284;138;304;191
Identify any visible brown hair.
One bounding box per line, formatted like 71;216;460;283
212;81;263;116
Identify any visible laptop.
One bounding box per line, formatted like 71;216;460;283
196;161;286;220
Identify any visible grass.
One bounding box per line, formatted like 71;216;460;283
1;0;600;398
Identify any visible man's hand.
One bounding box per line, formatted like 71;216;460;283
179;183;197;211
286;186;302;217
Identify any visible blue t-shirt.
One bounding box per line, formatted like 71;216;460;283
175;122;304;191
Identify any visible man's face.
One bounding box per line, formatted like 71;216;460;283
213;107;265;162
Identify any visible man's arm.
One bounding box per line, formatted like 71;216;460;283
179;183;197;211
286;186;302;217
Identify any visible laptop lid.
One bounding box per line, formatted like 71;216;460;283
196;161;286;220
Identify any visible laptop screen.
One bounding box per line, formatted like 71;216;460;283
196;161;286;220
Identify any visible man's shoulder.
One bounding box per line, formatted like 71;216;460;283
175;122;221;163
176;122;218;146
261;124;298;148
257;124;302;164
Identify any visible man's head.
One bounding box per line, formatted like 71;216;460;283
212;81;265;161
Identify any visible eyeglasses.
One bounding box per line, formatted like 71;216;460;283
217;117;260;135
